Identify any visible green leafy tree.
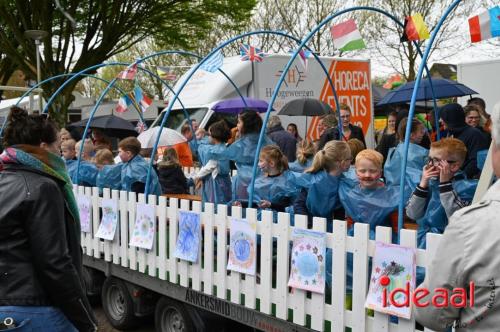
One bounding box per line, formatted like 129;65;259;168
0;0;256;125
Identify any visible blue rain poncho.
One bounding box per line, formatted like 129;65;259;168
207;133;273;201
97;163;124;191
384;142;428;192
289;157;313;173
305;171;343;220
343;166;358;183
121;155;162;196
66;159;98;186
251;170;299;208
339;179;400;239
197;143;232;204
416;174;477;248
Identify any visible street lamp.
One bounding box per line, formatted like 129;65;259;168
24;30;48;113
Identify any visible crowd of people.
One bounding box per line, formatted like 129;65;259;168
0;96;498;330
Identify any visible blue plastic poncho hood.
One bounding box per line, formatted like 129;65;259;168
251;170;299;204
289;158;313;173
97;163;124;191
305;171;343;219
66;159;98;186
384;142;428;191
206;133;273;200
121;155;162;196
339;179;400;239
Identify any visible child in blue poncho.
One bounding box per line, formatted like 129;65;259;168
117;137;162;195
193;120;232;204
68;138;98;186
406;138;478;249
288;139;315;173
241;145;298;213
384;117;428;193
206;110;273;201
293;140;353;229
339;149;400;240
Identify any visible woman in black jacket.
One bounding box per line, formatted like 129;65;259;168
0;107;97;331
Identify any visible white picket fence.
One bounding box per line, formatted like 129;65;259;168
75;185;442;332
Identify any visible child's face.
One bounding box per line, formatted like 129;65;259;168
118;148;133;163
355;158;381;189
61;146;76;160
410;125;426;144
258;157;275;174
428;148;461;174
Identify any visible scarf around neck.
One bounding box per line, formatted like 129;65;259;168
0;145;80;224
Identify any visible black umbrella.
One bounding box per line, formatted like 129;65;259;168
278;98;333;116
68;115;138;138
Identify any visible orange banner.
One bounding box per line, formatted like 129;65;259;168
307;60;372;141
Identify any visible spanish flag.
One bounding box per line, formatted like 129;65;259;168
401;13;430;42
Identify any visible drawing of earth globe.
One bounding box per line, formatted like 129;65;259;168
296;252;318;277
234;239;250;261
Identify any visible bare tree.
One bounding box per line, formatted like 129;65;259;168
357;0;482;80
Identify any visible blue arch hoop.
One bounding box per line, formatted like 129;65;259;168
143;30;343;197
398;0;463;237
0;71;144;138
72;50;251;187
248;6;442;235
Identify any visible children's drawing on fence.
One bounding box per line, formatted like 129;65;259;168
95;199;118;241
77;194;91;233
288;229;326;294
174;211;201;262
129;203;156;250
227;218;256;275
365;242;416;319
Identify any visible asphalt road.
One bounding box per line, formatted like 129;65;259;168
93;304;255;332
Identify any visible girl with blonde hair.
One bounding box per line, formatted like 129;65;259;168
289;139;316;173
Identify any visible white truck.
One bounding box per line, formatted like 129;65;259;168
457;58;500;114
154;54;375;147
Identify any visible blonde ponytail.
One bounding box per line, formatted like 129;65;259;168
305;140;351;173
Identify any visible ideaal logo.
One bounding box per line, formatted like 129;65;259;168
379;275;475;308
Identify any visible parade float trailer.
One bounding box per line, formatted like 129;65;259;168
154;54;376;147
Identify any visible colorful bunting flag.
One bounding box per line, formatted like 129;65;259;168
156;66;177;80
468;6;500;43
117;64;138;80
401;13;430;42
330;19;366;52
200;50;224;73
135;120;147;134
133;85;152;113
116;94;132;113
298;49;312;70
240;44;265;62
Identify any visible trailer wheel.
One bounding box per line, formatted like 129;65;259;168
102;277;138;330
155;297;194;332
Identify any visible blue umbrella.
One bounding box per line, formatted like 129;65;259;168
212;97;270;114
377;78;477;106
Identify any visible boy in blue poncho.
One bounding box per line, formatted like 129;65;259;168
117;137;162;195
193;120;232;204
406;138;478;249
339;149;399;240
68;138;98;186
